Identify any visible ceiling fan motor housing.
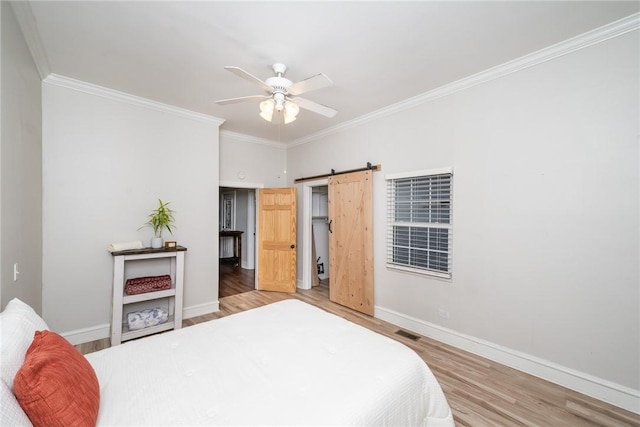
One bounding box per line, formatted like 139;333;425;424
266;76;292;93
267;63;292;96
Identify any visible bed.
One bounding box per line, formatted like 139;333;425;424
1;298;454;426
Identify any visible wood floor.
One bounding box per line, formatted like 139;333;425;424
218;262;255;298
78;273;640;427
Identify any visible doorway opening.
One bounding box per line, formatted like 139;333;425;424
301;178;330;291
219;186;257;298
312;186;330;289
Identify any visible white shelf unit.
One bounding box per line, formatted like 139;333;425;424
110;247;186;345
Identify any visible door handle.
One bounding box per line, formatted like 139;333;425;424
328;219;333;234
290;244;296;249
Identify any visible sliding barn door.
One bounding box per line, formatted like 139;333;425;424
257;187;297;293
328;170;374;315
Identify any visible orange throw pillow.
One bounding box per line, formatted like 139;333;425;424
13;330;100;427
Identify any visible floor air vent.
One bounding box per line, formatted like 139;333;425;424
395;329;420;341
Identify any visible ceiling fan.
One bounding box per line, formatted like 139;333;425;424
215;63;337;124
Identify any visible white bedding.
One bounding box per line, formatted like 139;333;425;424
86;299;454;426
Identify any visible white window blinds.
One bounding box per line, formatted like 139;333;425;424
386;168;452;279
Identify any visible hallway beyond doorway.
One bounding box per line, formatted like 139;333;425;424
219;263;255;298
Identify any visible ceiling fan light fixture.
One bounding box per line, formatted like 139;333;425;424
283;101;300;124
259;99;274;122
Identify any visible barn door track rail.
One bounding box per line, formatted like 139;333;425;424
294;162;382;184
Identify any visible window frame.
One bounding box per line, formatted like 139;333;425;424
386;167;453;280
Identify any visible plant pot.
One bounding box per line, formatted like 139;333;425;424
151;237;163;249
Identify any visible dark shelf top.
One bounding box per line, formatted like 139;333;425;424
110;245;187;257
219;230;244;236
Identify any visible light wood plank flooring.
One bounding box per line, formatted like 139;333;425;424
78;282;639;426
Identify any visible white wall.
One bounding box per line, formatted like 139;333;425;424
42;77;223;337
287;30;639;406
218;132;286;271
0;2;43;312
219;131;287;188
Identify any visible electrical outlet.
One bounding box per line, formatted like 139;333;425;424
438;309;450;320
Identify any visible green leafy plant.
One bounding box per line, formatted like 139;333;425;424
140;199;175;238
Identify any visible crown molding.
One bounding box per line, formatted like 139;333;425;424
43;74;225;126
11;0;219;128
220;130;286;149
10;1;52;79
289;12;640;148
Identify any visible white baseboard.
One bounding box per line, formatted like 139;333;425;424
62;301;220;346
296;278;310;290
240;260;255;270
375;306;640;415
62;323;110;346
183;301;219;319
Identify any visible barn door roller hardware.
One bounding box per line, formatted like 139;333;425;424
294;162;381;183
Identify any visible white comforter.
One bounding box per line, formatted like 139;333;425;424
86;300;454;426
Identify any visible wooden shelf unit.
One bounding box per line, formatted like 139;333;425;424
110;246;187;345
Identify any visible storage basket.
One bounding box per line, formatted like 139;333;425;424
125;275;172;295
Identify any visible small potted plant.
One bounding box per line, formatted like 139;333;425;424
140;199;175;248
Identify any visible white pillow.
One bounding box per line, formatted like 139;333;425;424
0;379;32;426
0;298;49;388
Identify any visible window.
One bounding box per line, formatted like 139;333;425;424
386;167;452;279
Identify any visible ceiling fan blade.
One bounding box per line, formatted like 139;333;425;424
215;95;268;105
224;66;272;92
291;97;337;118
288;73;333;96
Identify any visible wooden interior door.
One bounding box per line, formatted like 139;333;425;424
328;170;374;315
257;187;297;293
